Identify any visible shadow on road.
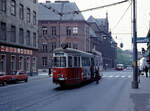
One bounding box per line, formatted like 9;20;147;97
54;80;96;91
130;93;150;111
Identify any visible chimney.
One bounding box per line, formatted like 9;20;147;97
46;1;51;3
55;0;69;3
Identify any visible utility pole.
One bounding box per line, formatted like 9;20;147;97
132;0;139;89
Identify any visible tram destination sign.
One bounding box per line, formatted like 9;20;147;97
136;37;150;43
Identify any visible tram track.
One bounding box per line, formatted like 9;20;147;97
15;90;66;111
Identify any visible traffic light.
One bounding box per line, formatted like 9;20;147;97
120;43;123;48
142;48;145;54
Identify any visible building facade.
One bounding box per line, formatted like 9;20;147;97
0;0;38;75
88;14;117;68
38;1;90;71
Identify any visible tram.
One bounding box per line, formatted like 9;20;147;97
52;47;103;87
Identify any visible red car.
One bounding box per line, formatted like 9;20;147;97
10;71;28;82
0;74;12;86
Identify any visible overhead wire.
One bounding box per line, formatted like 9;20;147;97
112;2;132;31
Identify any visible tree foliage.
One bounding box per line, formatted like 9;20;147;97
117;48;132;67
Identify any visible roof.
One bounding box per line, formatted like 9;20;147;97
38;1;85;21
87;16;107;26
89;27;98;38
53;48;93;56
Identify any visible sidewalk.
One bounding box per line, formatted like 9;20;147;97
28;72;50;81
129;75;150;111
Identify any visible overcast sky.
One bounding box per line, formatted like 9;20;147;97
38;0;150;51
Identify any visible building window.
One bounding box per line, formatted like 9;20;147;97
33;0;37;4
67;42;71;48
52;42;56;50
42;57;47;66
0;22;6;41
10;25;16;42
51;26;56;36
42;26;47;35
66;26;71;36
10;55;16;71
19;56;24;71
19;28;24;44
19;4;24;20
42;44;48;52
73;43;78;49
27;8;31;23
26;30;30;45
0;55;6;74
1;0;6;12
26;57;30;72
73;26;78;35
32;57;36;72
11;0;16;16
33;11;36;25
33;33;36;47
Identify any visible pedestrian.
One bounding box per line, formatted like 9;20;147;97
145;66;148;78
95;69;100;84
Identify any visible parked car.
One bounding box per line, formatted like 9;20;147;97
9;71;28;83
0;74;12;86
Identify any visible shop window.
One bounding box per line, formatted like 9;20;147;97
0;55;6;73
26;57;30;72
32;57;36;72
19;56;24;71
11;55;16;71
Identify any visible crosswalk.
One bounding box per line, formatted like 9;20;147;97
103;75;132;78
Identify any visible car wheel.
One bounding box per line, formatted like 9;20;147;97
2;81;7;86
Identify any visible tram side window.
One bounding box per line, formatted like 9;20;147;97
74;57;77;67
77;57;80;67
54;57;66;67
82;57;90;66
68;56;72;67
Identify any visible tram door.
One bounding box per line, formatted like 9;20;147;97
90;58;94;78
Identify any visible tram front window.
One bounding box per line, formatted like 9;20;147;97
54;57;66;67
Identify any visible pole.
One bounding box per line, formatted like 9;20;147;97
131;0;138;88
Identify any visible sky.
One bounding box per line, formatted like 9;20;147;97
38;0;150;51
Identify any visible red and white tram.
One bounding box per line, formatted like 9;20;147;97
52;47;103;87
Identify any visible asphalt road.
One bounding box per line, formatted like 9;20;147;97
0;70;136;111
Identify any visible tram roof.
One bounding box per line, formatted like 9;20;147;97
53;48;93;56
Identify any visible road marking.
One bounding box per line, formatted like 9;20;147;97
103;75;132;78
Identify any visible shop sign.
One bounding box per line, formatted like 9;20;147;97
0;46;33;55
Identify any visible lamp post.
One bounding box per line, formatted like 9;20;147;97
131;0;139;89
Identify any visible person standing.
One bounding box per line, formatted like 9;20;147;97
145;66;148;78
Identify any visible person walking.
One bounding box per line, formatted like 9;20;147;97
145;66;148;78
95;69;100;84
